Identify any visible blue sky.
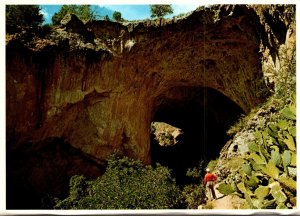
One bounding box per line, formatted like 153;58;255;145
40;4;200;24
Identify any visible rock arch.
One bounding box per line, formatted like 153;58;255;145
6;6;270;165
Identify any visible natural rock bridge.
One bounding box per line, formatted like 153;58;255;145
7;5;292;208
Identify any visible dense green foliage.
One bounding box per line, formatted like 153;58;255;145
150;5;173;18
6;5;44;33
55;153;182;209
219;100;296;208
113;11;122;22
182;160;207;208
55;154;212;209
52;5;96;25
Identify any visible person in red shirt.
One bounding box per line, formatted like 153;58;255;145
203;168;217;200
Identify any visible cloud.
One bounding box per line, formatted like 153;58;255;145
40;8;49;19
100;4;200;20
172;4;200;15
98;5;150;20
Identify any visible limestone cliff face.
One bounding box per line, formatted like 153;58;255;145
6;5;294;207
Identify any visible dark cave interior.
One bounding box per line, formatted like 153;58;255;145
150;87;244;185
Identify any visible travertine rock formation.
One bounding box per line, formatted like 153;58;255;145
151;122;183;147
6;5;295;208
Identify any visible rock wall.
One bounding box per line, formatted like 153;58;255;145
6;5;294;207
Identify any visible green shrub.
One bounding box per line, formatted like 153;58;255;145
6;5;44;33
182;184;205;209
55;175;89;209
186;160;205;180
273;45;296;103
182;160;206;209
55;153;182;209
51;5;97;25
207;159;219;171
158;132;174;146
203;201;214;209
113;11;123;22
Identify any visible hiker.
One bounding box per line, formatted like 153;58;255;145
203;168;217;200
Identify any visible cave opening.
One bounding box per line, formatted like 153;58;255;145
150;87;244;186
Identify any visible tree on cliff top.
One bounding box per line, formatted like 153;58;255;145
113;11;123;22
6;5;44;33
150;5;173;19
52;5;97;25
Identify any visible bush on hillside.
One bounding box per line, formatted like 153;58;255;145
52;5;97;25
113;11;123;22
55;153;183;209
182;160;207;209
6;5;44;33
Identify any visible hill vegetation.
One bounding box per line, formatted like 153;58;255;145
51;5;97;25
6;5;44;33
55;153;183;209
215;34;296;209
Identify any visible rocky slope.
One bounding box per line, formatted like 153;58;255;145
214;5;296;209
6;5;295;208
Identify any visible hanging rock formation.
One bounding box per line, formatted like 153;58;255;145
6;5;295;208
